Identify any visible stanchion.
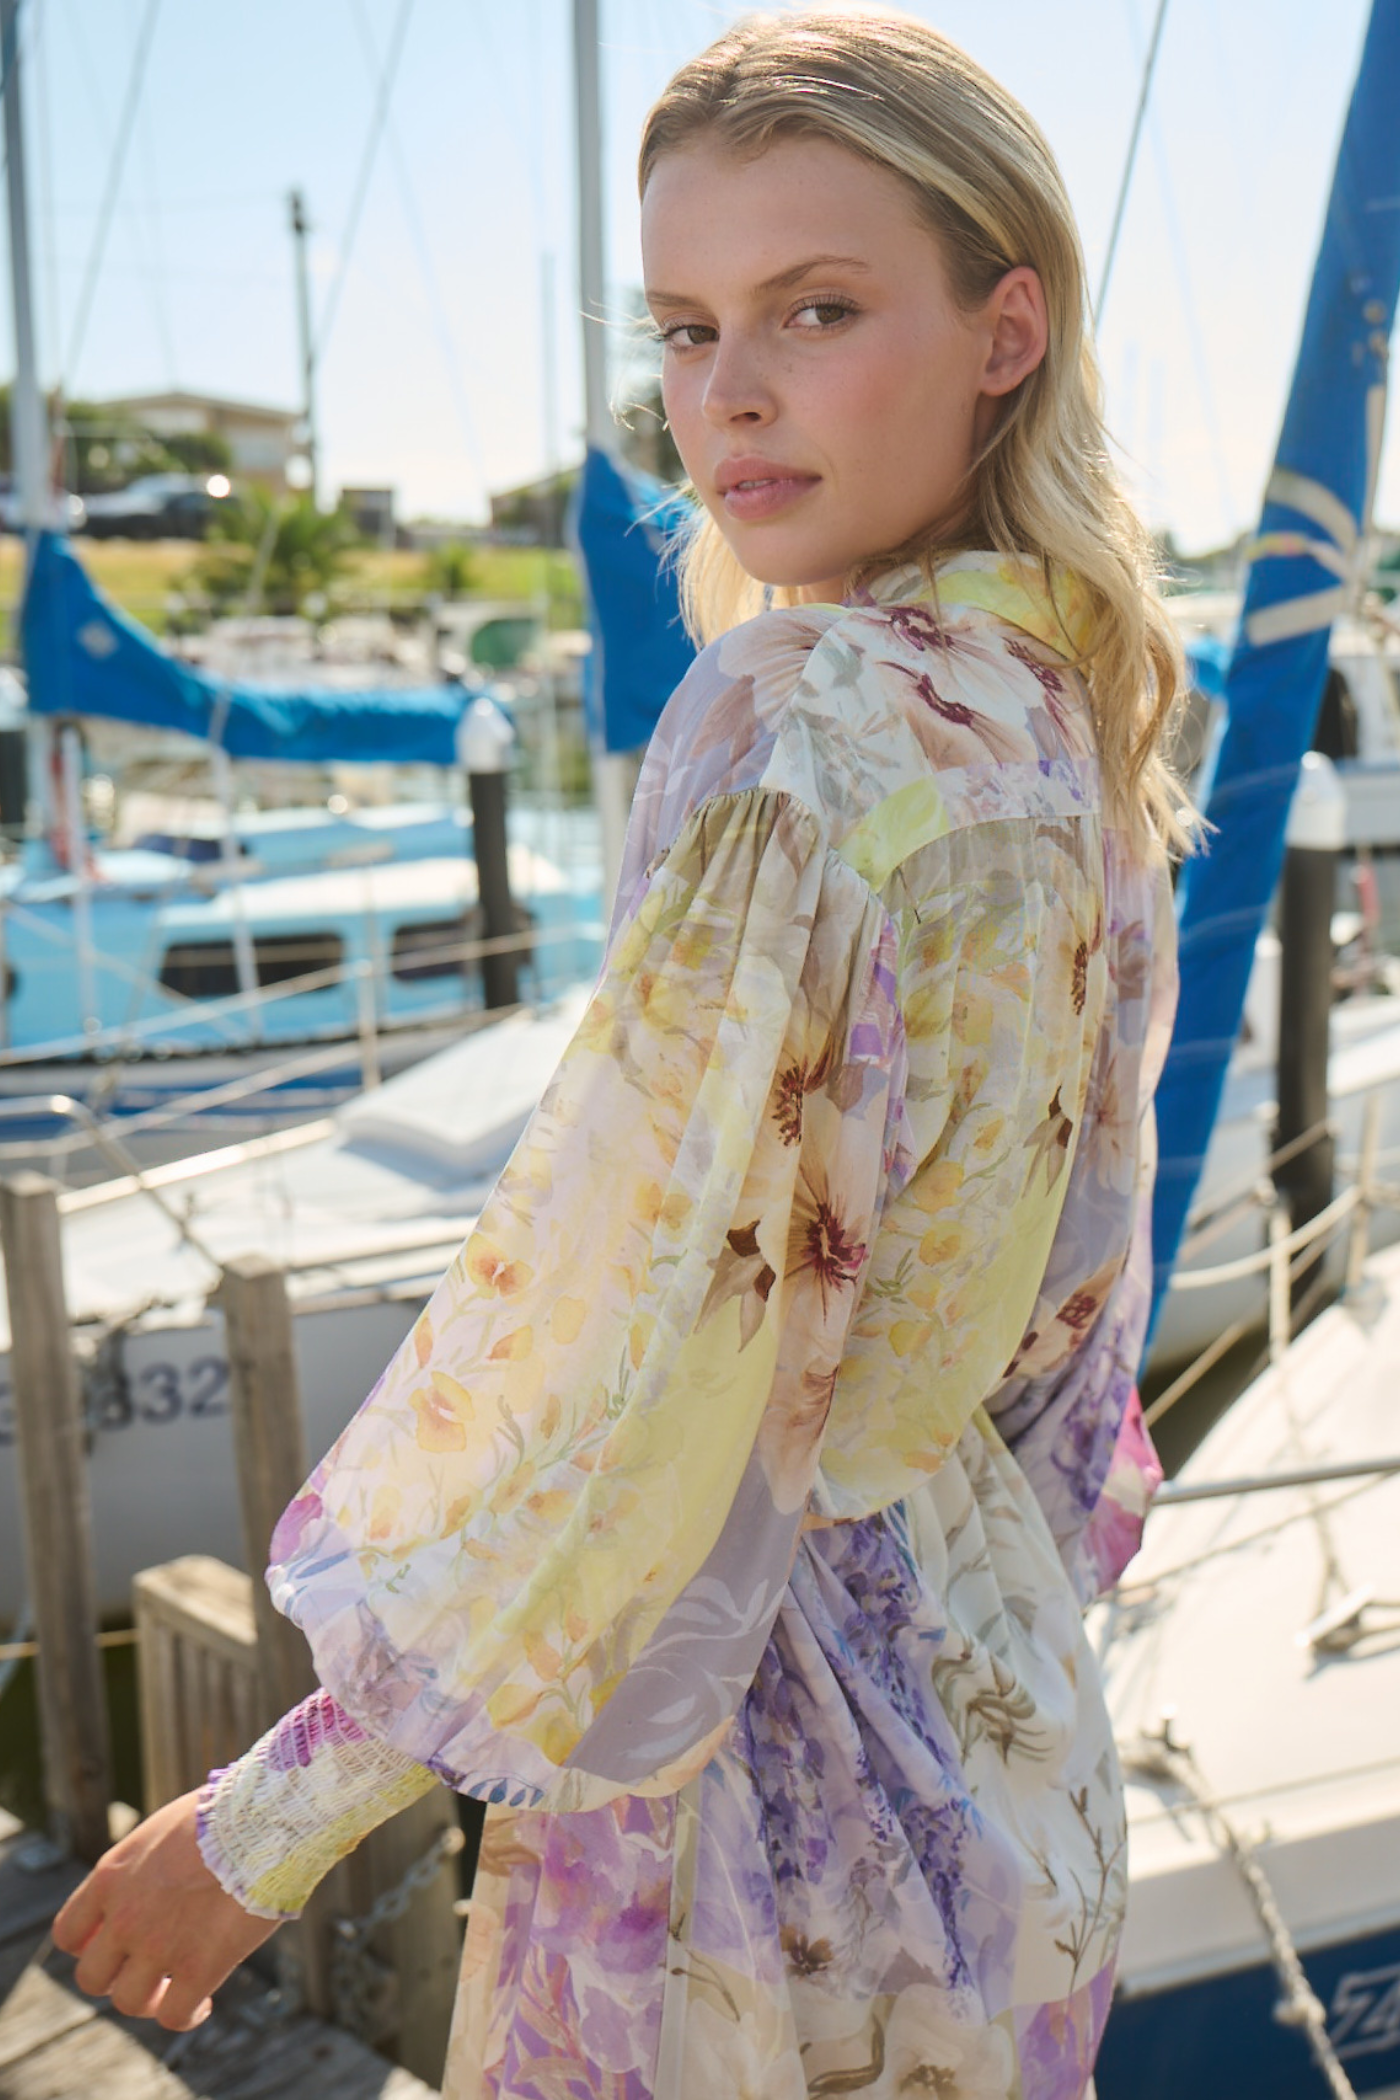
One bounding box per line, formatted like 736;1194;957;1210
458;694;519;1010
1275;751;1346;1308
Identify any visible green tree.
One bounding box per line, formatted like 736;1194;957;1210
193;490;359;616
423;539;478;599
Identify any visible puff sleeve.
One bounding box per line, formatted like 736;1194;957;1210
263;782;907;1816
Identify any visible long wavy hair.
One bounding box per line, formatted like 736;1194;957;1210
638;10;1194;853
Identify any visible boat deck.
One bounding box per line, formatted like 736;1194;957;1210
0;1809;437;2100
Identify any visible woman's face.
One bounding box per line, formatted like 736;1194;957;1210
641;133;1047;599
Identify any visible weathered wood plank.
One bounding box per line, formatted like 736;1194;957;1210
0;1175;112;1862
219;1261;339;2022
133;1561;258;1668
218;1260;318;1729
0;1961;98;2074
0;2009;192;2098
0;1942;441;2097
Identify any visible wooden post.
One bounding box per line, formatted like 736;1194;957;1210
219;1252;340;2016
350;1789;463;2084
0;1173;112;1862
132;1557;261;1814
220;1252;463;2071
220;1254;318;1723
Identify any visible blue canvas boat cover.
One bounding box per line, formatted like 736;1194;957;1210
1148;0;1400;1336
572;445;696;753
20;529;479;766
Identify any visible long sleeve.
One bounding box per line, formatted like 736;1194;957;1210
983;830;1180;1601
265;780;907;1815
196;1689;435;1919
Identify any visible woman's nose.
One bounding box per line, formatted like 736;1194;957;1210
701;335;776;428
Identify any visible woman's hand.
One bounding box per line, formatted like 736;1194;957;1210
51;1789;280;2030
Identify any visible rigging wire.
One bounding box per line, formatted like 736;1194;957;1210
347;0;487;502
311;0;416;367
60;0;162;389
127;0;176;386
54;0;175;405
1095;0;1169;325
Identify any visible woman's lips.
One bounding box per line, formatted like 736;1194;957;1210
719;472;820;522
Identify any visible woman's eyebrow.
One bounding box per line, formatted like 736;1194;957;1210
646;253;873;307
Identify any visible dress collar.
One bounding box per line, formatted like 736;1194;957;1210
855;551;1095;661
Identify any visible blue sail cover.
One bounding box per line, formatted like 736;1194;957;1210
1149;0;1400;1334
20;529;478;765
572;445;695;753
1182;630;1230;702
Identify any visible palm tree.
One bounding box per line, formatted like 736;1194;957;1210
193;490;359;616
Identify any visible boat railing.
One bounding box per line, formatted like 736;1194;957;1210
0;1035;362;1163
1145;1091;1394;1432
1151;1454;1400;1504
0;912;601;1072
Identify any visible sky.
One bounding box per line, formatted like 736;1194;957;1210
6;0;1389;551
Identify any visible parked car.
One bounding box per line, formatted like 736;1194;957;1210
0;484;87;533
81;472;232;541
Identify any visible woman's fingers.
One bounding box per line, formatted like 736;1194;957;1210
48;1789;278;2029
72;1924;129;1999
107;1958;172;2022
154;1982;215;2033
52;1875;106;1957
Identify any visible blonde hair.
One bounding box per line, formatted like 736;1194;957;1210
639;9;1194;854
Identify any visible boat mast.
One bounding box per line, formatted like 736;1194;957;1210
572;0;631;910
1;0;52;540
1149;0;1400;1332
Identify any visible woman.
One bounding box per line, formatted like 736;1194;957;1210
55;14;1187;2096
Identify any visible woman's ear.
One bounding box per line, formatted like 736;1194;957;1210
980;266;1049;399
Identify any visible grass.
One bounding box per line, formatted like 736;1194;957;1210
0;537;586;655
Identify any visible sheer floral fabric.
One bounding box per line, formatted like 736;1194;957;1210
199;555;1177;2099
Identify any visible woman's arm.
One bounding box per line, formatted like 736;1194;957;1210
52;1792;278;2032
51;1687;437;2028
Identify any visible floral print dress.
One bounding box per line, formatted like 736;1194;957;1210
198;554;1177;2100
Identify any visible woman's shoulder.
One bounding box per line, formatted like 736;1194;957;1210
630;586;1104;900
760;591;1103;870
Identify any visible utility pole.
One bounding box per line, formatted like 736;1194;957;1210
288;188;319;508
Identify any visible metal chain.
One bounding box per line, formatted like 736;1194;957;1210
1124;1725;1356;2100
330;1822;464;2043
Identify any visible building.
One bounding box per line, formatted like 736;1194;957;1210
340;485;396;546
99;390;301;494
488;468;578;547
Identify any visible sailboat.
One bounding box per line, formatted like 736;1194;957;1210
0;0;690;1614
1092;3;1400;2092
0;12;604;1170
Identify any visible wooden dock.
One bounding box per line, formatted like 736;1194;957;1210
1;1184;463;2092
0;1806;438;2100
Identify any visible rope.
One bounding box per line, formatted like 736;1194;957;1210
0;1623;137;1665
1179;1116;1333;1256
1124;1730;1356;2100
1170;1183;1362;1290
0;1596;33;1702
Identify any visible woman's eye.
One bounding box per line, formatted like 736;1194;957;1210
659;322;716;350
790;299;855;329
